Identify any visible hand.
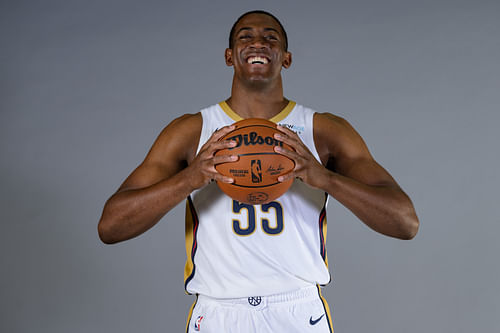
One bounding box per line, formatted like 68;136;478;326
273;125;329;190
186;125;239;190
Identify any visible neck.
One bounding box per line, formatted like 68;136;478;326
226;75;288;119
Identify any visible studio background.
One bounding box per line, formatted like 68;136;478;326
1;0;499;332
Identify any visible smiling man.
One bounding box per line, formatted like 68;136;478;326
98;10;419;333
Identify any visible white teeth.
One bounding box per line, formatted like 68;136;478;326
247;56;269;64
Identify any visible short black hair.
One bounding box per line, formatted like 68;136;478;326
229;10;288;51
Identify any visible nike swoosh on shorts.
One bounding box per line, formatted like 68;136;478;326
309;314;325;325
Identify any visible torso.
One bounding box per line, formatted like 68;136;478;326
184;101;331;298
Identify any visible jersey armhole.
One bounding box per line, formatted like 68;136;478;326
195;111;208;155
309;111;323;164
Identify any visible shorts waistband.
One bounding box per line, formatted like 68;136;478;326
198;285;319;306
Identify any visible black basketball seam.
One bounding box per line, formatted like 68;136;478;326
230;182;283;188
237;152;283;157
221;124;278;139
234;124;277;131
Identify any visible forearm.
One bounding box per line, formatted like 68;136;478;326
98;167;196;244
323;170;419;240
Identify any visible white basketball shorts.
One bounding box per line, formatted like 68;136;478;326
185;285;333;333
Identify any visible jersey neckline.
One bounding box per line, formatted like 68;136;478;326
218;100;297;123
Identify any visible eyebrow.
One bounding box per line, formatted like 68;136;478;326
236;27;280;35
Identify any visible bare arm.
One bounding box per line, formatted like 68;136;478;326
274;113;419;240
98;114;237;244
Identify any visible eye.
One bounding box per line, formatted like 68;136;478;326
266;35;278;41
239;34;252;40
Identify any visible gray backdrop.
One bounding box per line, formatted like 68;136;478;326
1;0;499;332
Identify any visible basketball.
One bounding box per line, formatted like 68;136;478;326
215;118;295;205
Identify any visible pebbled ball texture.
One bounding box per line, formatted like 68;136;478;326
215;118;295;205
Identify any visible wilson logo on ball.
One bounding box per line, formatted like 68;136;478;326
226;131;283;149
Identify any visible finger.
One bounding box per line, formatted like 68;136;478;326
274;132;294;147
274;130;300;148
204;165;234;183
215;174;234;183
276;125;300;139
198;125;235;153
199;137;237;158
199;126;235;153
211;138;237;152
274;131;310;156
213;153;239;165
211;124;236;142
277;171;296;183
210;170;234;183
274;144;301;162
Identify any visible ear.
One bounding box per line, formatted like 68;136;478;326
225;48;233;66
282;51;292;69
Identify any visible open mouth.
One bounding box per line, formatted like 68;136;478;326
246;56;269;65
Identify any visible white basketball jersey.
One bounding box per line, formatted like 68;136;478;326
184;101;330;298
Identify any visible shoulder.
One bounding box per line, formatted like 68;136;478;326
313;112;351;130
147;113;202;164
313;112;372;164
160;113;202;135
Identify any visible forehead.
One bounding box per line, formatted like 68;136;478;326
234;13;283;35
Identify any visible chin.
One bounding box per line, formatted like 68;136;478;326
245;77;272;87
246;71;274;82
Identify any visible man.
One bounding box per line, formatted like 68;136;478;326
98;10;419;333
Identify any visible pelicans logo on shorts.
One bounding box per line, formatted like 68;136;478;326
248;296;262;306
194;315;204;331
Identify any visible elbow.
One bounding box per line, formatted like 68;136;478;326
397;211;420;240
398;223;419;240
393;194;419;240
98;218;119;245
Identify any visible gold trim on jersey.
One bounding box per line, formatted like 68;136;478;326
218;100;296;123
219;100;243;121
317;285;334;332
319;194;329;268
321;216;329;268
184;197;199;293
270;101;296;123
185;295;198;333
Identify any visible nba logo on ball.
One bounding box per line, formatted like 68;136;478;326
194;315;204;331
251;159;262;183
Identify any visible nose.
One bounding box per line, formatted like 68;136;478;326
249;36;269;49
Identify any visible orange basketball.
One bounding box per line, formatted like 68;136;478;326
215;118;295;205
